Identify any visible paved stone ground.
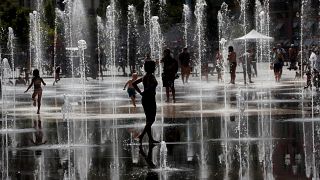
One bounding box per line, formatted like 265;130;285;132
0;63;319;179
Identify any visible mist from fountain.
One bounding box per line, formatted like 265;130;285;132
149;16;165;141
183;4;191;47
96;15;105;145
61;94;72;172
127;5;138;75
195;0;207;175
62;0;89;79
254;1;274;179
143;0;151;29
1;58;10;179
29;10;44;75
1;0;317;179
105;1;120;178
160;141;168;169
299;0;318;179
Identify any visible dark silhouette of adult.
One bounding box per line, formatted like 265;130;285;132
161;49;178;102
179;47;191;84
133;61;159;144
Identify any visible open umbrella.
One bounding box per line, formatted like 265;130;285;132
235;29;273;41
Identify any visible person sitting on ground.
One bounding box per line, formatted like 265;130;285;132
24;69;46;114
123;73;138;107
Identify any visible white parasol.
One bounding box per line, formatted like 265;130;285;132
235;29;273;41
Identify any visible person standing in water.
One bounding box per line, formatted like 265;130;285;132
228;46;237;84
53;66;61;85
123;73;138;107
133;61;159;144
179;47;191;84
161;49;178;102
25;69;46;114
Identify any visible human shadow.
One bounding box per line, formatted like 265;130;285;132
30;115;47;156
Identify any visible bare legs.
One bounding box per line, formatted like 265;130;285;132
138;98;159;144
32;91;42;114
165;86;175;103
131;96;136;107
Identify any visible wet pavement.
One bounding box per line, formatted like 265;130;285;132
1;63;320;179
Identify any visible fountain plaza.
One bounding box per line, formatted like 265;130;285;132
1;63;319;179
1;0;320;179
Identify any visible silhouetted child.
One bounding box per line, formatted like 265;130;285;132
123;73;138;107
25;69;46;114
133;61;159;144
53;66;61;85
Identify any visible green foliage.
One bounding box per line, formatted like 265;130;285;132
0;5;30;45
44;0;55;29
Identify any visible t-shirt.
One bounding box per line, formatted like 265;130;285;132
179;52;190;66
162;56;178;79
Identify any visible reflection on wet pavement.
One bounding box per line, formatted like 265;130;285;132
1;66;319;179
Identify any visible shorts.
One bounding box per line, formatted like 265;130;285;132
181;65;191;75
273;63;283;73
127;88;136;98
162;76;175;88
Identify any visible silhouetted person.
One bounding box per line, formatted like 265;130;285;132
161;49;178;102
228;46;237;84
25;69;46;114
24;68;30;85
133;61;159;144
53;66;61;85
179;47;191;84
